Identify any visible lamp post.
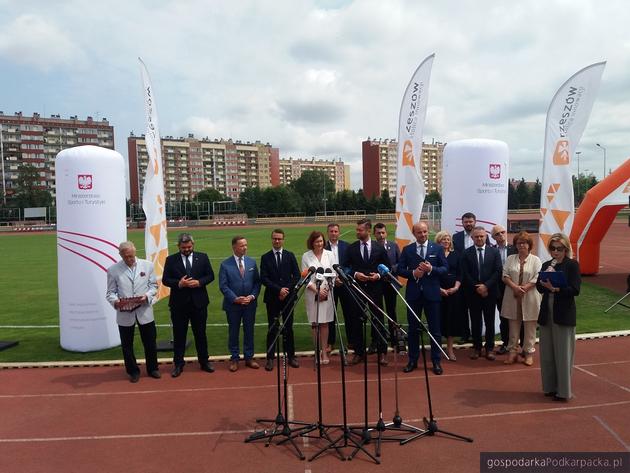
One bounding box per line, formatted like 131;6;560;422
575;151;581;205
596;143;607;180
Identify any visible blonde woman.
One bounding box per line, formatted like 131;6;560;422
435;230;462;361
536;233;581;402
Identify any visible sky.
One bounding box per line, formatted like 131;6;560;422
1;0;628;190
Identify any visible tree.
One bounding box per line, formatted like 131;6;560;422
508;181;518;209
238;187;264;217
573;172;598;206
424;190;441;204
12;164;53;208
515;178;530;208
195;188;228;203
261;186;302;214
530;179;542;207
379;189;394;210
290;170;334;215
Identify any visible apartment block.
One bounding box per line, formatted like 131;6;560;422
128;135;278;203
0;112;114;200
362;138;444;198
277;157;350;192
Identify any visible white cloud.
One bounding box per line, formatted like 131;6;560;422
0;14;86;71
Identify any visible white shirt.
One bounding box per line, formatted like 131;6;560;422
464;232;474;249
329;241;339;264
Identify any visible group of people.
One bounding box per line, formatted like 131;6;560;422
105;214;581;402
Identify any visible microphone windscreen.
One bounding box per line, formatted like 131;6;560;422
316;267;325;274
377;263;389;275
301;268;310;277
324;268;332;273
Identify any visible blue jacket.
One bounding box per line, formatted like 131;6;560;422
397;241;447;302
219;255;261;312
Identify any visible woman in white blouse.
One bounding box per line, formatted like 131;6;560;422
301;231;335;365
501;231;542;366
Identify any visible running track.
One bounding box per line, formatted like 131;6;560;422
1;336;629;473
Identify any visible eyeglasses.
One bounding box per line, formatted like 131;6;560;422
549;245;565;251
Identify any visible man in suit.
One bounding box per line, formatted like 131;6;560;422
341;218;390;366
162;233;215;378
461;226;503;360
373;222;403;352
219;235;261;372
397;222;448;375
260;229;301;371
106;241;159;383
325;222;352;351
491;224;519;354
452;212;482;344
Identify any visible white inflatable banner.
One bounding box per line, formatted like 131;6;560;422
441;139;509;238
56;146;126;351
537;61;605;261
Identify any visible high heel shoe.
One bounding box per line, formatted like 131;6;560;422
447;351;457;362
504;352;518;365
523;354;534;366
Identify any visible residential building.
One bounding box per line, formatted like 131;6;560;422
362;138;445;198
277;157;350;192
128;135;278;203
0;112;114;200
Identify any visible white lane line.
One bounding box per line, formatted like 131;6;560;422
594;415;630;451
0;429;253;444
287;384;294;421
3;400;630;445
575;365;630;393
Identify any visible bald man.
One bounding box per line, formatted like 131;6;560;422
397;222;448;375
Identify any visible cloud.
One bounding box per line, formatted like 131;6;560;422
0;14;86;71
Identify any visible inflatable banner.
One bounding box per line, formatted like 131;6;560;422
55;146;126;351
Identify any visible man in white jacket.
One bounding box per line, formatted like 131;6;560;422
106;241;159;382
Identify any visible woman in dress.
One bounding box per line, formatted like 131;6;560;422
536;233;581;402
501;231;542;366
435;230;461;361
301;231;335;364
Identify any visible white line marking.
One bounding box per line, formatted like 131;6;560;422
3;400;630;444
594;415;630;451
288;384;294;421
575;365;630;393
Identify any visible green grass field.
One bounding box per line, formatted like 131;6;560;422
0;224;628;363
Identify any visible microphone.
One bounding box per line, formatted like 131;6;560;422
332;264;353;285
377;264;402;289
315;267;325;284
294;266;316;292
323;267;336;280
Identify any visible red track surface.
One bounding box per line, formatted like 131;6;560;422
2;337;630;473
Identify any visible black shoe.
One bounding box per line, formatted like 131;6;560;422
148;370;161;379
432;362;443;375
129;372;140;383
200;362;214;373
288;357;300;368
265;359;274;371
403;362;417;373
496;345;508;355
171;364;184;378
366;344;377;355
544;391;557;397
553;395;569;402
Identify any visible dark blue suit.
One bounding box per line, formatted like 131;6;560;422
325;239;352;346
260;249;300;359
398;241;447;364
219;255;261;361
379;240;402;346
162;251;215;367
461;245;502;352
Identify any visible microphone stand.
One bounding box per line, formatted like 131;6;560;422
299;272;344;461
341;273;408;458
245;275;314;459
386;281;473;446
308;278;368;462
